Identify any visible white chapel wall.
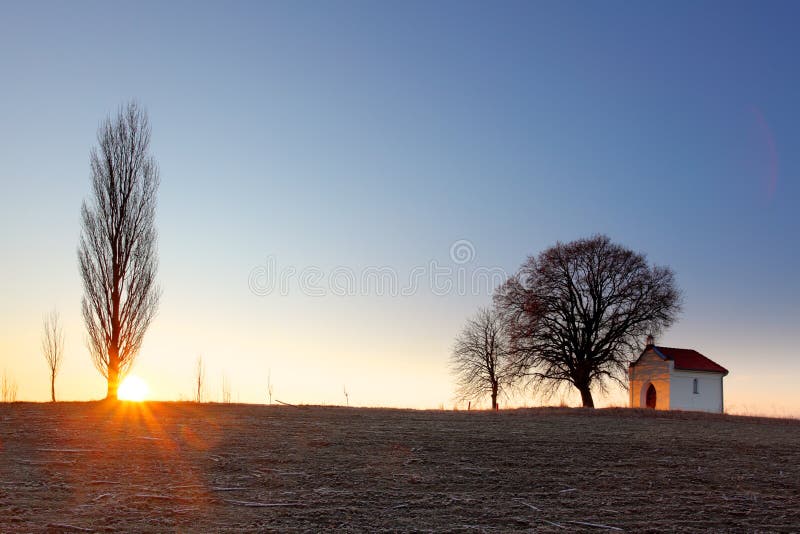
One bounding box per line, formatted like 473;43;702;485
669;370;724;413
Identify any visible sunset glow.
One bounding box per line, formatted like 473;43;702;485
0;3;797;417
118;376;149;402
2;3;800;531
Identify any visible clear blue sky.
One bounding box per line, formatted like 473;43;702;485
1;1;798;413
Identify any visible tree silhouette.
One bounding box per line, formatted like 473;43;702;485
495;235;681;407
78;102;161;400
41;310;64;402
221;373;232;404
1;370;18;403
195;356;205;403
451;307;515;410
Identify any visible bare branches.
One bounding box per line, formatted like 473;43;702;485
1;370;18;402
41;310;64;402
451;307;515;410
78;101;161;399
495;235;682;407
221;373;232;404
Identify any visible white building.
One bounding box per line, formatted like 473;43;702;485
629;337;728;413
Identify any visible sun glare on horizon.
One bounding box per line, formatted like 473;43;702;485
118;375;149;402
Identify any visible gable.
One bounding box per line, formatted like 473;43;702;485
629;347;667;368
629;347;671;378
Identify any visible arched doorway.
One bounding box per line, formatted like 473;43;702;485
645;383;657;409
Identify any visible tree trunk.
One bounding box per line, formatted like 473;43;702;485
578;384;594;408
106;352;120;400
491;384;499;411
50;371;55;402
107;369;119;400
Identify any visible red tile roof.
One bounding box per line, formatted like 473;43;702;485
653;346;729;375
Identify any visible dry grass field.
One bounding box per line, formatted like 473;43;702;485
0;402;798;532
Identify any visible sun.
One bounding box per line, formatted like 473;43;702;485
118;375;149;401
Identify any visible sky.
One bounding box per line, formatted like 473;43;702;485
0;1;798;414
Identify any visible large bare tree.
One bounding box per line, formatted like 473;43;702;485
41;310;64;402
451;307;515;410
495;235;681;408
78;102;161;400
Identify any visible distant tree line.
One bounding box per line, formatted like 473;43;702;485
451;235;681;409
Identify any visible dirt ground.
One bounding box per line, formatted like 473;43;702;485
0;403;798;532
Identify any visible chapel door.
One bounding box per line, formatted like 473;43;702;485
645;384;657;409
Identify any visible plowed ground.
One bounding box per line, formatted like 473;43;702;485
1;403;798;532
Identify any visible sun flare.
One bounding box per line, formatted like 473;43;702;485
118;375;149;401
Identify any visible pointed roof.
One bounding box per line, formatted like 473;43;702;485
632;345;729;375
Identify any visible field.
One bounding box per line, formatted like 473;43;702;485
1;403;798;532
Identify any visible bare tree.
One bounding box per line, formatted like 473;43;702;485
343;385;349;407
495;235;681;408
1;370;18;402
266;369;274;404
221;374;232;404
78;101;161;400
41;310;65;402
194;356;205;403
450;307;515;410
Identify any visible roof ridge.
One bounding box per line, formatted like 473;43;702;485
655;345;699;352
651;345;728;375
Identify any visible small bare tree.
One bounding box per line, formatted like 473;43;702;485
194;356;205;403
78;101;161;400
343;385;349;407
41;310;65;402
267;369;274;404
1;370;18;402
221;374;232;404
451;307;515;410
